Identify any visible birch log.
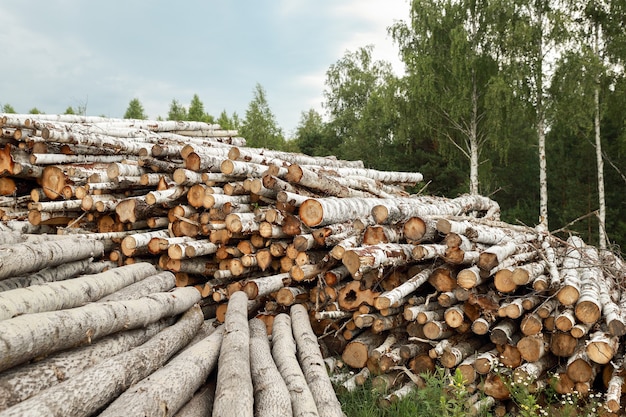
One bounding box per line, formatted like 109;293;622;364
249;318;292;417
0;305;203;417
291;304;344;417
212;291;254;417
0;258;106;292
0;319;172;411
99;326;224;417
0;286;201;372
0;262;156;320
0;238;104;280
272;313;319;417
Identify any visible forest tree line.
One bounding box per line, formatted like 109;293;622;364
2;0;625;252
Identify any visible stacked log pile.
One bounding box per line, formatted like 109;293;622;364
1;113;626;415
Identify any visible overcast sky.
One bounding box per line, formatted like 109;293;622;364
0;1;410;136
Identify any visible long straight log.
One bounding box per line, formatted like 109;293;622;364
271;313;319;417
248;318;292;417
100;326;224;417
0;305;204;417
0;238;104;280
0;286;201;372
0;262;156;320
0;319;172;411
212;291;254;417
291;304;344;417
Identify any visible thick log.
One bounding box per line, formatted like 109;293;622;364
586;331;619;365
556;236;585;306
248;318;292;417
172;381;216;417
0;238;104;280
271;313;320;417
100;325;224;417
291;304;344;417
342;243;415;278
0;262;156;320
0;286;201;372
213;292;254;417
0;305;203;417
0;319;172;411
97;271;176;302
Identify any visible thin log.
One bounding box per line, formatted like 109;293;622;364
248;318;292;417
291;304;344;417
271;313;320;417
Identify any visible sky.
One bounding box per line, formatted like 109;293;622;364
0;1;410;137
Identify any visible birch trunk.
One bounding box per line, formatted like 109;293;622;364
212;291;254;417
0;262;156;320
0;258;104;292
342;243;416;278
0;319;171;411
100;326;224;417
97;271;176;302
272;313;319;417
374;268;432;310
291;304;343;417
172;381;216;417
557;236;585;306
0;306;204;417
0;286;201;372
248;318;292;417
0;238;104;280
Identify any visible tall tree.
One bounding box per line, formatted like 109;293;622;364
167;99;188;121
493;0;570;229
124;98;147;120
391;0;500;195
217;110;240;130
28;107;43;114
64;106;76;115
323;45;396;167
294;109;328;156
240;84;285;149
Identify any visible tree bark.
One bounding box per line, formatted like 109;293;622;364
212;291;254;417
0;238;104;280
0;286;201;372
97;270;176;302
0;262;156;320
0;319;171;411
100;325;224;417
271;313;320;417
291;304;344;417
0;305;203;417
0;258;106;292
248;318;292;417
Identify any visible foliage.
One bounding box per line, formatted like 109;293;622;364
167;99;188;121
64;106;75;115
217;110;240;130
187;94;214;123
2;104;16;113
240;83;286;149
28;107;42;114
123;98;147;119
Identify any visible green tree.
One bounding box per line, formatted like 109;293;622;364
124;98;147;119
28;107;43;114
294;108;329;156
64;106;76;115
187;94;214;123
240;84;285;149
2;104;16;113
167;99;188;121
217;110;241;130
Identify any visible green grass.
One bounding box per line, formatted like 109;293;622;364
334;367;608;417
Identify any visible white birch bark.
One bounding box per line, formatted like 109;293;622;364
0;238;104;280
97;271;176;302
342;243;416;278
374;268;433;310
212;291;254;417
272;313;319;417
0;319;171;411
248;318;292;417
291;304;344;417
100;326;224;417
0;258;106;292
0;305;204;417
0;286;201;372
557;236;585;306
0;262;156;320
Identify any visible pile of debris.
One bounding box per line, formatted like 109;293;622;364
0;113;625;416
